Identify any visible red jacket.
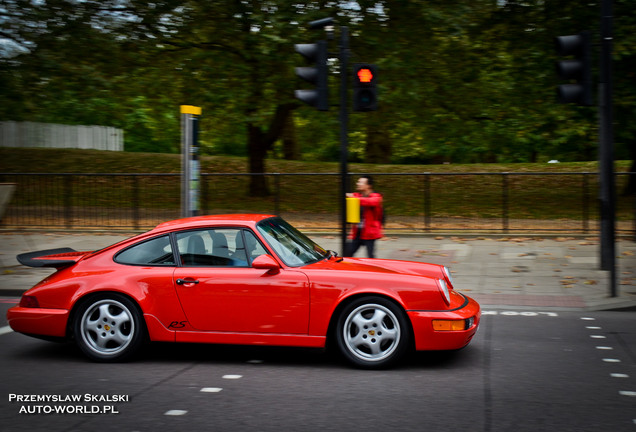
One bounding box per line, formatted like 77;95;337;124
350;192;383;240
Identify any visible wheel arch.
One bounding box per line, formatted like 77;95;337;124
326;292;415;350
66;290;147;340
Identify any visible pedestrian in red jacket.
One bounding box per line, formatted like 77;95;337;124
345;175;383;258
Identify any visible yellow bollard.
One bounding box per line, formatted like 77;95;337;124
346;197;360;223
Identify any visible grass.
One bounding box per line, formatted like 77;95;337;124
0;148;634;222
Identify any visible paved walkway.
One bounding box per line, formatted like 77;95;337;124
1;231;635;311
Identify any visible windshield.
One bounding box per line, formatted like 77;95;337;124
256;217;327;267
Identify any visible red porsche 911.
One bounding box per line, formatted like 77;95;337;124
7;214;480;369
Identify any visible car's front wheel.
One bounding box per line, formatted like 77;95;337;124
73;294;145;362
335;297;410;369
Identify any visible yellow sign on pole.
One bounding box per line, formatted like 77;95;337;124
180;105;202;115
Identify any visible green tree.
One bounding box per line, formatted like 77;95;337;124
2;0;635;179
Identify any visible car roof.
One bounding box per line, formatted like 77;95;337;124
152;214;276;233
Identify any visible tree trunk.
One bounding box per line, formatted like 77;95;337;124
248;124;269;196
283;113;299;160
364;121;392;164
247;103;296;197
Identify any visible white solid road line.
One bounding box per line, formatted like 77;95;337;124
0;326;13;335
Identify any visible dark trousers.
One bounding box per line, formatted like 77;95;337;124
346;237;376;258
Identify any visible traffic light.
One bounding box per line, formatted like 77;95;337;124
555;31;592;106
352;63;378;112
294;40;328;111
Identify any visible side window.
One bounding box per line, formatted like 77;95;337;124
176;229;249;267
115;235;175;266
244;230;269;262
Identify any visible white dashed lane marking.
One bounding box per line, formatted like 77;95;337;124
223;375;243;380
200;387;223;393
582;316;636;426
167;375;244;416
164;410;188;416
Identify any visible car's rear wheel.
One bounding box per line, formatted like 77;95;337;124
335;296;410;369
73;293;145;362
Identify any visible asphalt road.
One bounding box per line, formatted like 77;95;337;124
1;299;635;432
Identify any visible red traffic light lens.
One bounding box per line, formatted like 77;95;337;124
357;68;373;83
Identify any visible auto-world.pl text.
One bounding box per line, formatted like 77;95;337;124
9;394;128;415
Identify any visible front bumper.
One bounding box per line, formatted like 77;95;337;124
6;306;70;338
407;293;481;351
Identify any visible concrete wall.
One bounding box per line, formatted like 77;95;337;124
0;121;124;151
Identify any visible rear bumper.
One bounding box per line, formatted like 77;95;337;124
6;306;70;338
408;293;481;351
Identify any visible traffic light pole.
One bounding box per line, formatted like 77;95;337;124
339;26;350;255
599;0;616;296
294;19;372;255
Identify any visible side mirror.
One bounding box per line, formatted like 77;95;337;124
251;254;280;274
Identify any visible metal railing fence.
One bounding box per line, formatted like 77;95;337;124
1;172;635;235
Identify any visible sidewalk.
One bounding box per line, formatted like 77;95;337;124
1;231;635;311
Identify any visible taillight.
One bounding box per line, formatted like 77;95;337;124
19;295;39;308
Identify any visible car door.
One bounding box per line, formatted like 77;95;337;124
173;228;310;334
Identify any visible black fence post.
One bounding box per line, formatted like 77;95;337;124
502;173;509;234
582;173;590;234
424;173;431;232
199;173;208;215
64;175;72;229
275;174;281;215
631;172;636;241
633;181;636;241
132;175;140;230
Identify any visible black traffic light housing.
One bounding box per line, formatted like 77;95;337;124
556;31;592;106
294;40;329;111
352;63;378;112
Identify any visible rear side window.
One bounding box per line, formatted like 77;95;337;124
115;235;175;266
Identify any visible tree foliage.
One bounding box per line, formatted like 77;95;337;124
1;0;635;188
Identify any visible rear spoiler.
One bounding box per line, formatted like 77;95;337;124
17;248;92;269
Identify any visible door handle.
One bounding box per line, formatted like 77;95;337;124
176;278;199;285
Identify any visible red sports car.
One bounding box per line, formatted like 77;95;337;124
7;214;480;369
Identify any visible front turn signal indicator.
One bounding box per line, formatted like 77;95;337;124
432;319;467;331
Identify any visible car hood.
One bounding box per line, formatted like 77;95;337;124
304;257;447;280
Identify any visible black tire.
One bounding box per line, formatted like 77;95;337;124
73;293;145;362
335;296;410;369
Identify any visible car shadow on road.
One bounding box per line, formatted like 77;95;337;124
4;338;482;371
136;341;482;371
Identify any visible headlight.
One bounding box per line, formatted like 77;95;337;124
437;278;450;305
